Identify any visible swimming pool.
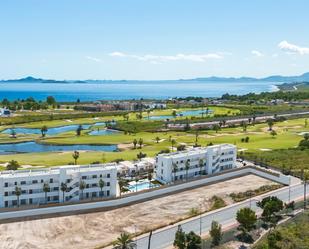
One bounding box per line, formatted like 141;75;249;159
128;180;160;192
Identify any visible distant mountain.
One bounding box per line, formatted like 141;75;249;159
186;72;309;82
1;73;309;83
0;76;87;83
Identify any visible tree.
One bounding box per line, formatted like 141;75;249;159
133;139;138;149
41;125;48;137
155;136;160;143
79;180;86;200
257;196;283;228
173;225;186;249
270;130;277;138
118;179;129;197
147;170;152;188
15;186;22;207
138;138;143;149
185;160;190;180
236;207;257;238
147;109;151;120
267;119;274;131
241;121;247;132
6;160;20;170
186;231;201;249
172;110;177;119
210;220;222;247
113;232;136;249
171;139;176;151
60;182;67;202
76;125;83;136
72;150;80;165
43;182;50;204
46;96;56;106
10;128;17;138
213;124;220;133
99;179;105;197
199;159;204;176
195;130;199;146
305;118;308;128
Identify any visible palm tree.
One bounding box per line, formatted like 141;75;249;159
118;179;130;197
138;138;143;149
60;182;67;202
113;232;136;249
76;125;83;136
133;139;138;149
99;178;105;197
155;136;160;143
199;159;204;176
147;109;151;120
41;125;48;137
134;173;139;192
72;150;80;165
195;130;199;146
15;186;22;207
270;130;277;138
43;182;50;204
79;180;86;200
171;139;176;151
147;170;152;188
172;162;178;182
267;119;274;131
185;160;190;180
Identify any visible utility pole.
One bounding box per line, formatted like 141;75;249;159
147;230;152;249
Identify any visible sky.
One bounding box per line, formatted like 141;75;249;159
0;0;309;80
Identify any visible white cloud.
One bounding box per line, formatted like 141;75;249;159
109;52;223;63
85;56;102;62
278;40;309;55
251;50;264;57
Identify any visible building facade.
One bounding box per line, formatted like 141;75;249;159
155;144;237;183
0;164;117;208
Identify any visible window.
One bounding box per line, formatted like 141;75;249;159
92;175;97;179
54;187;59;191
106;182;110;187
100;174;102;178
82;176;87;180
21;181;26;185
41;179;44;183
14;182;17;185
4;182;8;187
107;173;110;178
5;201;8;207
106;190;110;196
32;180;38;184
50;178;53;183
4;192;8;196
20;199;26;205
92;183;97;187
29;198;33;204
29;189;33;194
92;192;97;197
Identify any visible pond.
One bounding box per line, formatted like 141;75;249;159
0;141;118;155
146;109;213;120
1;122;108;135
88;129;120;136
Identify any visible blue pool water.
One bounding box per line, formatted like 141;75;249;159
128;180;160;192
1;122;107;135
0;141;118;155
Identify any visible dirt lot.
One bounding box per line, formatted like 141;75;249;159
0;175;275;249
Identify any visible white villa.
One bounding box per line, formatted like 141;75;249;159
0;164;117;208
155;144;237;183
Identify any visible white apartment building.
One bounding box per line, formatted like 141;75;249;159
0;164;117;208
155;144;237;183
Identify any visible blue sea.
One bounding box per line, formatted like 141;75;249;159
0;80;279;102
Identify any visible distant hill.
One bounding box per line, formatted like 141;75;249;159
1;73;309;83
0;76;87;84
186;72;309;82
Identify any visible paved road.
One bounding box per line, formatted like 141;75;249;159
135;183;307;249
168;111;309;129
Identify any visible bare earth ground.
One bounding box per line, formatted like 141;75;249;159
0;175;274;249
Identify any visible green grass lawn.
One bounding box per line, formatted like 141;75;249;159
0;117;307;168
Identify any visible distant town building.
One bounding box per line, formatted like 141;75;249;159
0;108;11;117
0;164;117;208
155;144;237;183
